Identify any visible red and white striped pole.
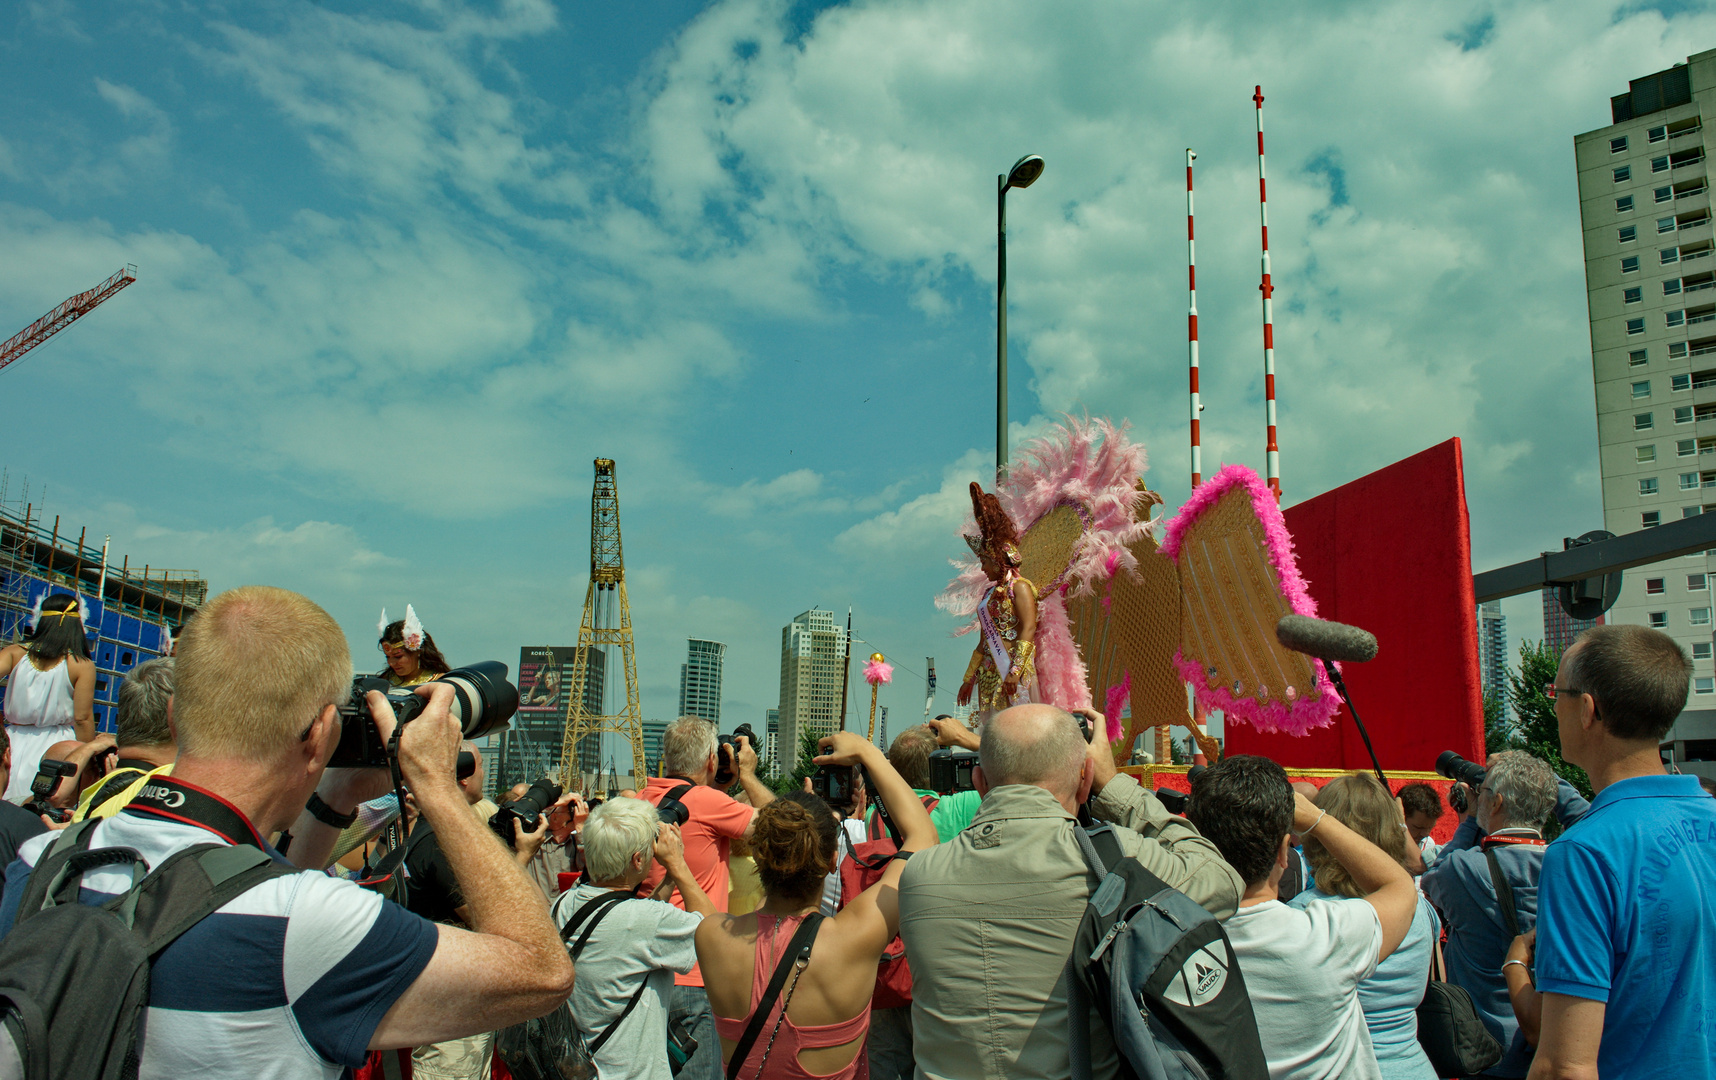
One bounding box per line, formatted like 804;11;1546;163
1187;148;1201;489
1255;85;1280;499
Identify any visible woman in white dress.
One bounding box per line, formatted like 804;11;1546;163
0;593;96;803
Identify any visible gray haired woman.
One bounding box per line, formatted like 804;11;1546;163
552;796;715;1080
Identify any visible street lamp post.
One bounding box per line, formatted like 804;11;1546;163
996;153;1044;481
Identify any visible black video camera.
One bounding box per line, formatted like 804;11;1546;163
489;775;562;849
928;747;978;795
329;661;519;769
23;759;77;823
713;723;758;787
1436;751;1487;813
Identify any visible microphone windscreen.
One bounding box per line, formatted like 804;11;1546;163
1275;614;1379;664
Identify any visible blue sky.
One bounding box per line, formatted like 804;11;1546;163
2;0;1711;764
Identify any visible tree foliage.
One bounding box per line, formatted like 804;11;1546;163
1483;693;1517;755
1504;639;1593;800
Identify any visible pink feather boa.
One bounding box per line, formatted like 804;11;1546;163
1034;593;1093;716
863;658;894;686
1159;463;1338;736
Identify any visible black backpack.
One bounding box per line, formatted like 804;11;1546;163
1067;824;1268;1080
0;819;299;1080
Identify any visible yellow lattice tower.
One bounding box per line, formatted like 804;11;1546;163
558;459;646;789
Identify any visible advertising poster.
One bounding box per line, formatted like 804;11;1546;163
518;646;577;713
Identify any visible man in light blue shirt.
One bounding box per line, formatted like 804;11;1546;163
1530;624;1716;1080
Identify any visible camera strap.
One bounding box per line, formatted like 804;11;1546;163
1484;847;1526;939
122;776;268;853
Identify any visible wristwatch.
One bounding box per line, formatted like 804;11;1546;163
305;791;358;829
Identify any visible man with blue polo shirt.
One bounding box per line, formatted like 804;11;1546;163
1529;624;1716;1080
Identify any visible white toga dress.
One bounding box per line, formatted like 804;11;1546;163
4;656;76;803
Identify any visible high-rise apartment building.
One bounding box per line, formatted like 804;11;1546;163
1541;588;1606;657
641;718;666;779
778;609;847;775
678;639;725;725
1477;601;1509;718
1578;51;1716;760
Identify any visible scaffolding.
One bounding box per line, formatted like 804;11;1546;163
0;477;207;731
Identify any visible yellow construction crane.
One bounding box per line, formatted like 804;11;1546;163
558;459;646;788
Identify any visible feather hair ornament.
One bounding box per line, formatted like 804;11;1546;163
24;590;45;633
401;605;426;652
377;608;388;638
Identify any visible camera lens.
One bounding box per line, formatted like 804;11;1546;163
657;797;689;826
436;661;520;740
1435;750;1487;790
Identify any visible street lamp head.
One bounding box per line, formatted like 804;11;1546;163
1005;154;1045;190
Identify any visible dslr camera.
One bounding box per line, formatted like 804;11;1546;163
329;661;519;769
489;775;562;850
23;759;77;823
713;723;758;787
811;763;862;807
1436;750;1487;813
928;748;978;795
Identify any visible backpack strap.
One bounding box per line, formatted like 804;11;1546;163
120;844;297;953
12;819;120;921
1075;823;1123;880
725;914;823;1080
1484;848;1521;939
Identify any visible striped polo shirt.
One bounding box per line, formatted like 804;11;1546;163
0;784;439;1080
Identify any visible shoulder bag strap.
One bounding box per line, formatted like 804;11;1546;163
558;890;633;949
725;913;824;1080
1484;848;1521;939
586;973;653;1056
665;783;695;803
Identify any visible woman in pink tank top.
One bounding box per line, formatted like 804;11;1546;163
697;731;937;1080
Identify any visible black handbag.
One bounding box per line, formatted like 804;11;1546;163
1415;932;1503;1076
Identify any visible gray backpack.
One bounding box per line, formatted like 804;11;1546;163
0;820;298;1080
1066;825;1268;1080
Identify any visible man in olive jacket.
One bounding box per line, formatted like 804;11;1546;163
898;704;1243;1080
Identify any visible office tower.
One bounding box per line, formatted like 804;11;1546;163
1541;587;1607;658
1577;51;1716;753
1477;601;1510;719
640;718;666;779
778;609;847;775
678;639;726;725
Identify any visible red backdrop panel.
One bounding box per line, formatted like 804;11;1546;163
1222;438;1485;772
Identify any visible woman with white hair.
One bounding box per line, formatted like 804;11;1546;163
552;796;716;1080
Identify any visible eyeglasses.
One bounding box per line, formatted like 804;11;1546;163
1544;683;1585;700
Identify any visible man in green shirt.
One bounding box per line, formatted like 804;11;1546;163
862;720;981;843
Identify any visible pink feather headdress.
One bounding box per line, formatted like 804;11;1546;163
863;656;894;686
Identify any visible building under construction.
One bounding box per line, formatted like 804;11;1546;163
0;492;205;732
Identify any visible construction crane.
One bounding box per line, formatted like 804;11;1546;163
0;265;137;374
558;459;647;789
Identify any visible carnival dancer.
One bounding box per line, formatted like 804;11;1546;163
376;605;449;689
0;592;96;803
956;483;1038;721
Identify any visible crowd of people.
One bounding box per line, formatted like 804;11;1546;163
0;586;1713;1080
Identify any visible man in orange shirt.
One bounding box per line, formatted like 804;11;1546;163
639;717;775;1080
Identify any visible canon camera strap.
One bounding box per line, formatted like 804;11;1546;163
122;775;269;853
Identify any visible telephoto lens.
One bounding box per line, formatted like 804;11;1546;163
330;661;521;769
1436;751;1486;814
488;776;562;849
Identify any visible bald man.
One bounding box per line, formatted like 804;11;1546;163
897;703;1242;1080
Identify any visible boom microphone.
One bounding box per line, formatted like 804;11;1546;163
1275;614;1379;664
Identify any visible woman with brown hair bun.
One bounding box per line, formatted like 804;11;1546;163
696;730;935;1080
1291;773;1441;1080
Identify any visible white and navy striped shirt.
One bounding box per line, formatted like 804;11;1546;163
0;787;438;1080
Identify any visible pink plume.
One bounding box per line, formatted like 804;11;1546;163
863;658;894;686
1034;594;1092;712
1104;673;1131;743
1159;463;1339;736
